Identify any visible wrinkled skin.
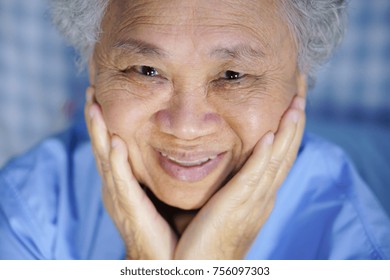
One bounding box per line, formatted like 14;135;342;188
85;0;307;259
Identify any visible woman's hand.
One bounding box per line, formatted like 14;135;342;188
85;86;305;259
85;87;177;259
174;96;306;259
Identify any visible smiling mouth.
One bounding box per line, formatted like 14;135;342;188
160;152;217;167
157;150;226;182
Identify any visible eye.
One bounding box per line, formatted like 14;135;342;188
224;70;243;80
136;65;159;77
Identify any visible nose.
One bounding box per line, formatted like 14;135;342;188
154;87;221;141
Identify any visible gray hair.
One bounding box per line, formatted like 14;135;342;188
49;0;109;67
49;0;346;84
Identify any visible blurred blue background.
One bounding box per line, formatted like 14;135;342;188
0;0;389;212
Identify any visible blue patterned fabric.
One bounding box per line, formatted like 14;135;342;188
0;0;88;167
307;0;390;124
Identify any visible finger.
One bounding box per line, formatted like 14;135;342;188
270;97;303;161
218;96;304;204
84;86;95;135
241;96;304;228
84;87;116;199
271;96;306;189
258;95;305;199
109;135;159;216
109;135;178;259
220;131;274;200
89;104;110;162
101;182;116;216
84;86;104;174
88;98;113;187
176;132;275;259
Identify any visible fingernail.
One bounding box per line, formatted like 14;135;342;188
86;89;93;103
89;106;96;119
288;110;300;123
296;97;306;111
111;137;119;149
264;132;274;145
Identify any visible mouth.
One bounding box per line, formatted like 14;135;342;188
156;150;226;183
160;152;218;166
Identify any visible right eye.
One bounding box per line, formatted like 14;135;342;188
135;65;159;77
223;70;243;80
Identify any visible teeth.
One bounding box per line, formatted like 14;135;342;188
160;153;216;166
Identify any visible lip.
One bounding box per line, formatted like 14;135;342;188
156;149;226;183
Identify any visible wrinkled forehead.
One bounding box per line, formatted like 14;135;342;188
107;0;277;26
100;0;291;51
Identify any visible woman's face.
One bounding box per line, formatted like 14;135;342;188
92;0;303;210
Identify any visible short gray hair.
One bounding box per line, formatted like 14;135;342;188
49;0;109;67
49;0;346;84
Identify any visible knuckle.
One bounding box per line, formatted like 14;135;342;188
267;157;282;175
113;176;128;194
244;172;261;187
100;160;111;174
229;193;252;209
282;154;296;170
234;172;261;196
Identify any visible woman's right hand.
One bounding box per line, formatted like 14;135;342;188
84;86;177;259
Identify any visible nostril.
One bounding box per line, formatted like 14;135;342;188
204;112;221;123
153;107;220;141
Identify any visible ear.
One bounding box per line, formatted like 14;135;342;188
88;57;97;85
296;71;307;98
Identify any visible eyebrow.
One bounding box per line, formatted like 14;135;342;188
210;44;265;61
112;38;168;57
112;38;264;62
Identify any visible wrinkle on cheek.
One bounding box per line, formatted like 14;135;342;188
220;91;287;153
95;75;163;106
96;86;151;108
95;86;157;134
103;100;148;134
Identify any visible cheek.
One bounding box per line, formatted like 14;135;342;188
97;90;155;137
94;73;172;137
222;94;291;152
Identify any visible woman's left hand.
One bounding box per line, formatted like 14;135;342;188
174;96;306;259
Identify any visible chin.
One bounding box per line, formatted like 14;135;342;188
152;185;213;210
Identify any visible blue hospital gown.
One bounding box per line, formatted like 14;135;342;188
1;124;389;259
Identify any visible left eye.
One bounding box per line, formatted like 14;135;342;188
224;70;243;80
137;65;159;77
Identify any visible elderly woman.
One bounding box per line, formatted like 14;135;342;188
0;0;389;259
